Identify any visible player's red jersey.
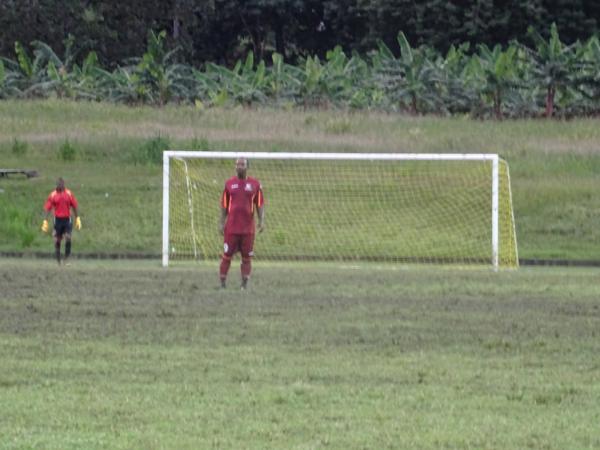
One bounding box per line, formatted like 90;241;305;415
44;189;78;219
221;176;264;234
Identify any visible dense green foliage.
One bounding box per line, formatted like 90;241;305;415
1;260;599;448
1;26;599;117
0;100;598;261
1;1;599;65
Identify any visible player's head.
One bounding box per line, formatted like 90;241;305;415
235;157;248;179
56;177;65;192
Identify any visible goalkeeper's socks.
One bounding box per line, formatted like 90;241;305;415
55;242;61;265
65;240;71;258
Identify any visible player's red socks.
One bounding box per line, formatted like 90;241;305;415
220;254;232;281
220;255;252;288
241;257;251;279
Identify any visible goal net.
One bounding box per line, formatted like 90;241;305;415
163;152;518;268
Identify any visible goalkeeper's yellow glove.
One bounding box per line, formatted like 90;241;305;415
75;217;82;231
41;219;49;233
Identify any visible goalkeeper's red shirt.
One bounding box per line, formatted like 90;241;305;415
44;189;78;219
221;176;264;234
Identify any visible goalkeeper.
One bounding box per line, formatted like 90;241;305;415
41;177;81;265
219;157;265;289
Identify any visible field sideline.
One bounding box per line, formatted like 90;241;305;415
1;258;599;449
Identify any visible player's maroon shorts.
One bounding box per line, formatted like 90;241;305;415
223;233;255;258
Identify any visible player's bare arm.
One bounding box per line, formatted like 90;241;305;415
219;208;227;235
257;205;265;233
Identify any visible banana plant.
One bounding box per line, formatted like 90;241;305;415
0;59;20;98
431;43;477;114
518;23;582;117
373;32;439;114
132;30;196;105
190;65;223;107
202;62;235;106
28;35;84;98
265;52;303;104
323;46;372;108
576;35;600;113
3;41;49;97
0;60;6;97
94;66;143;104
297;54;328;107
468;44;520;119
230;52;269;105
37;39;98;99
198;51;270;107
70;51;104;100
295;46;372;108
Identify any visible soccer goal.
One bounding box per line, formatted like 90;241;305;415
162;151;518;269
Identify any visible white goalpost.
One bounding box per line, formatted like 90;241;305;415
162;151;518;269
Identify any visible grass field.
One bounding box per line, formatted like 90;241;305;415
1;100;599;448
0;100;599;260
1;259;599;449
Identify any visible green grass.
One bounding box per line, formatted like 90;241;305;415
1;259;599;449
0;99;599;260
1;100;598;448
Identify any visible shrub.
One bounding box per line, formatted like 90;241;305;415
189;137;210;151
0;199;35;248
11;138;27;156
135;134;170;165
58;140;77;161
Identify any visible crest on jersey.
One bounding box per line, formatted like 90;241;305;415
245;183;252;191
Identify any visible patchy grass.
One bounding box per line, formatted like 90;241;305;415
1;259;599;449
0;100;598;260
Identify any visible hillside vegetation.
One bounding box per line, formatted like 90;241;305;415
1;25;599;118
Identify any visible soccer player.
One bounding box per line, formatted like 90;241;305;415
41;177;81;265
219;157;265;289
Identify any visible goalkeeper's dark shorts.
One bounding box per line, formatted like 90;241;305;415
53;217;72;237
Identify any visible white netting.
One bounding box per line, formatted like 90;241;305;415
165;153;517;267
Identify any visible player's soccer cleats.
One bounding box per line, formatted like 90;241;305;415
220;279;226;289
240;278;248;290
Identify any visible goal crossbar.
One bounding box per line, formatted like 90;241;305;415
164;151;499;161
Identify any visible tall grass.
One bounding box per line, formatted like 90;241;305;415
0;100;598;260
